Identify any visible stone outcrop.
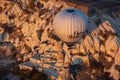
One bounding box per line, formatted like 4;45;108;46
0;0;120;80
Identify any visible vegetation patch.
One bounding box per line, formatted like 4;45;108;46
12;67;47;80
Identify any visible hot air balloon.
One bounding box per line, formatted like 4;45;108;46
53;8;88;46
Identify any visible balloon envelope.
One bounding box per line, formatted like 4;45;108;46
53;8;88;46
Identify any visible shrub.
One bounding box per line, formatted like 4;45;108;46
32;73;47;80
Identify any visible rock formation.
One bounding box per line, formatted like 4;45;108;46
0;0;120;80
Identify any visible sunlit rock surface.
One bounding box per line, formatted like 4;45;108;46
0;0;120;80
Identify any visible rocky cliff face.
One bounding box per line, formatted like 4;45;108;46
0;0;120;80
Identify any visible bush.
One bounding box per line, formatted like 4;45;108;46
28;0;36;10
12;66;20;74
12;67;32;77
32;73;47;80
12;67;47;80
